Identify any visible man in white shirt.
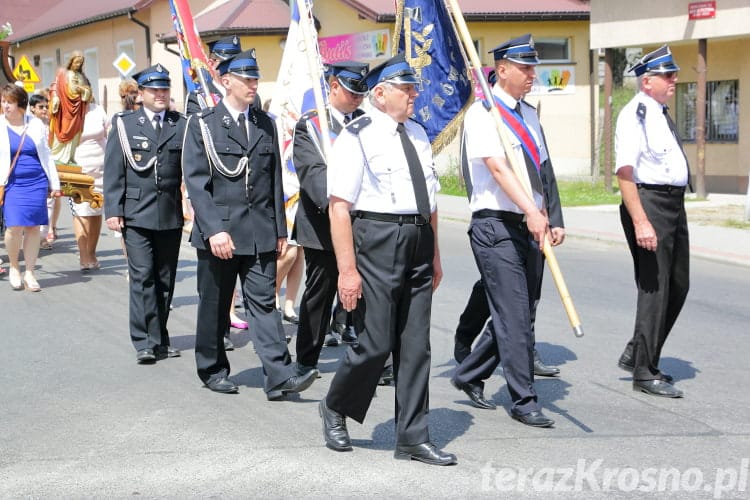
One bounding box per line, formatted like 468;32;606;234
615;45;689;398
318;53;456;466
450;34;555;428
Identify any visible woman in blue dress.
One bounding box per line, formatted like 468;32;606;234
1;84;61;291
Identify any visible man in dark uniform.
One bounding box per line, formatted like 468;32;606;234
103;64;185;364
292;61;369;374
184;34;244;352
182;49;317;398
318;54;456;466
615;45;689;398
450;34;554;428
453;96;565;378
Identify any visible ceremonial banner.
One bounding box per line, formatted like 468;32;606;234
168;0;216;105
394;0;473;154
269;0;328;233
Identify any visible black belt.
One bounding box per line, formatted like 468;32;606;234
352;211;431;225
637;183;686;195
472;209;526;224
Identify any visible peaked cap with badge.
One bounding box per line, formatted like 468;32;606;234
218;49;261;79
488;33;540;65
363;53;418;89
328;61;370;95
132;64;171;89
628;44;680;77
208;35;242;61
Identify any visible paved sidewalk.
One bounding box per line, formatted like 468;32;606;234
438;192;750;268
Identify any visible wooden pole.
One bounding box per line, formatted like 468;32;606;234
445;0;583;337
295;0;332;161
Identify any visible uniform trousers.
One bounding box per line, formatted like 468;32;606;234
325;218;434;446
194;249;297;391
455;266;544;352
295;247;339;367
453;215;542;415
619;187;689;381
122;226;181;352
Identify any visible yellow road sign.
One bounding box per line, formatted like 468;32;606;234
113;53;136;77
13;55;41;83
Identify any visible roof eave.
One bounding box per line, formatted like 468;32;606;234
158;27;289;45
11;8;137;44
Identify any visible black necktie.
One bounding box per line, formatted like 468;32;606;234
663;105;692;189
153;114;162;139
515;103;544;196
343;114;352;124
238;113;248;142
396;122;431;220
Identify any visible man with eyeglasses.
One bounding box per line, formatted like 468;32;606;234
615;45;690;399
318;53;456;466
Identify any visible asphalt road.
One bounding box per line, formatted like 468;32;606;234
1;214;749;499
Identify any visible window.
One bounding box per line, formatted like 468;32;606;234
535;38;571;63
83;48;99;102
41;58;56;89
676;80;738;143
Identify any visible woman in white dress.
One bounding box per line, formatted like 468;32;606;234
71;99;107;271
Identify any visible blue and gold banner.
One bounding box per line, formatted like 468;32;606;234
394;0;473;154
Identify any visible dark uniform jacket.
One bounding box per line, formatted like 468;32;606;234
182;100;285;255
292;108;364;251
103;108;186;230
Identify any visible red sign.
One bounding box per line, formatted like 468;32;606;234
689;1;716;20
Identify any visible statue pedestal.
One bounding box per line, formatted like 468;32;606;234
56;162;103;209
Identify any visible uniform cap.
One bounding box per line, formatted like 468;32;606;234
488;34;540;65
363;53;417;90
628;44;680;76
218;48;261;79
132;64;171;89
208;35;242;61
328;60;369;95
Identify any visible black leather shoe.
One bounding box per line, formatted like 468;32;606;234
323;332;341;347
533;350;560;377
267;369;318;400
136;348;156;364
330;321;347;335
633;379;683;398
283;312;299;324
224;336;235;351
618;351;635;372
319;400;352;451
394;443;457;466
511;410;555;428
205;377;239;394
619;351;673;382
341;326;358;344
451;379;496;410
453;336;472;364
155;346;181;360
378;365;394;386
296;362;322;378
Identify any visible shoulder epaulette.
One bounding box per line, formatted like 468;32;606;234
116;110;134;117
197;108;216;118
346;115;371;135
636;102;647;121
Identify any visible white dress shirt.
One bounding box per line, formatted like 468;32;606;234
615;91;689;186
327;106;439;214
463;85;544;213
